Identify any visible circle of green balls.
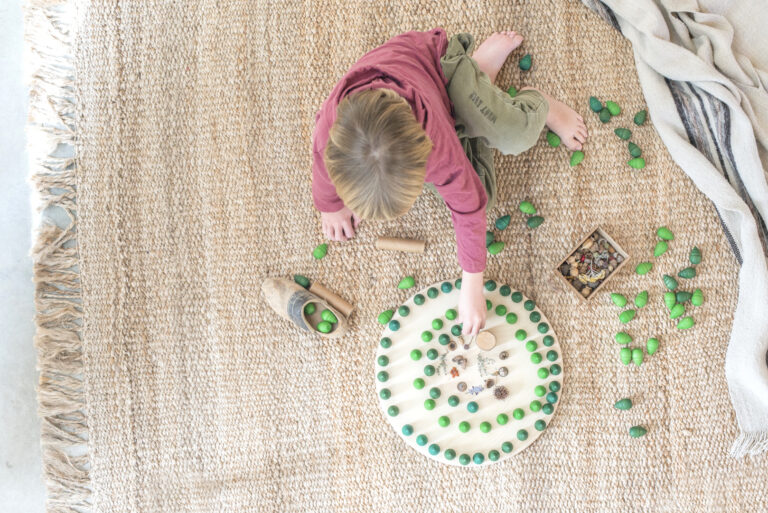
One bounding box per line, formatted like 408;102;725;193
432;319;443;330
448;395;460;407
551;364;562;375
459;454;471;465
380;389;390;400
524;300;535;311
543;335;554;347
484;279;496;291
547;350;558;361
517;429;529;441
426;348;438;360
459;421;470;433
495;305;507;316
497;413;508;425
513;408;524;420
424;365;435;376
441;282;453;293
531;353;543;364
388;405;399;417
398;305;410;317
378;355;388;366
429;443;440;455
424;399;435;410
451;324;462;336
402;424;413;436
542;403;554;415
429;387;441;399
502;441;513;453
438;416;450;427
410;349;422;361
445;309;457;320
413;378;425;389
506;313;518;324
534;386;546;397
530;400;542;412
530;311;541;322
438;334;450;345
479;422;492;433
377;371;388;382
473;452;485;464
485;299;492;310
414;294;425;305
444;449;456;460
389;320;400;331
511;292;523;302
516;329;527;341
380;337;392;348
427;287;439;298
421;331;432;342
500;285;511;296
416;434;428;446
535;420;547;431
550;381;561;392
526;340;537;352
538;368;549;379
467;401;479;413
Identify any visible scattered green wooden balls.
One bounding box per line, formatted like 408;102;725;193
654;240;668;257
614;127;631;140
517;429;529;441
431;319;443;330
506;313;518;324
427;287;439;298
606;100;621;116
657;226;674;240
534;386;546;397
377;371;388;382
629;425;647;438
488;450;500;462
414;294;425;305
515;329;527;341
499;285;511;296
614;398;632;410
495;304;507;316
473;452;485;464
444;449;456;460
550;364;561;375
441;281;453;293
459;453;471;465
378;309;394;324
525;340;538;352
429;443;440;455
619;309;636;324
388;320;400;331
445;308;457;320
635;291;648;308
484;279;497;291
546;392;558;404
546;350;558;361
628;157;646;169
633;109;647;125
589;96;603;112
538;368;549;379
421;331;432;342
398;305;410;317
502;441;513;453
507;85;518;97
424;365;435;376
647;337;659;355
542;403;554;415
531;353;543;364
416;434;428;446
426;349;438;360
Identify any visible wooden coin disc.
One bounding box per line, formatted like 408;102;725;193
476;331;496;351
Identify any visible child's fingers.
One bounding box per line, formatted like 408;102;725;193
341;219;355;239
352;212;361;228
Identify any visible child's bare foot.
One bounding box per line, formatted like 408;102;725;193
522;87;588;151
472;31;524;83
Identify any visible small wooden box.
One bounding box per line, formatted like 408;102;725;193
554;227;630;301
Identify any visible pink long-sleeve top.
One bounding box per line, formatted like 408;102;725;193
311;27;487;273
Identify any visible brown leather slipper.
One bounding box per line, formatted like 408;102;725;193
261;277;348;338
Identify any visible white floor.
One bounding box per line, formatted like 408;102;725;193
0;0;47;511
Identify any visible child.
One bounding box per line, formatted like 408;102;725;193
311;28;587;336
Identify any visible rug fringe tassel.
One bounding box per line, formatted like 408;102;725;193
730;431;768;457
25;0;91;511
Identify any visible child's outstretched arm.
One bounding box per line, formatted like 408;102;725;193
457;270;486;335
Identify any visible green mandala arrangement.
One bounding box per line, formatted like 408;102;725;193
375;278;564;466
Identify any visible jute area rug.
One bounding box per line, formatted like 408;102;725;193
29;0;767;511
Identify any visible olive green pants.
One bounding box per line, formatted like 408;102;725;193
433;33;549;210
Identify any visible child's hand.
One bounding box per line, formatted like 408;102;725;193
457;270;486;335
321;206;361;241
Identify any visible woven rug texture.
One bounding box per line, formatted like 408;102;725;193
45;0;768;511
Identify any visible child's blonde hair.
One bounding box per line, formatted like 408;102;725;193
324;88;433;220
